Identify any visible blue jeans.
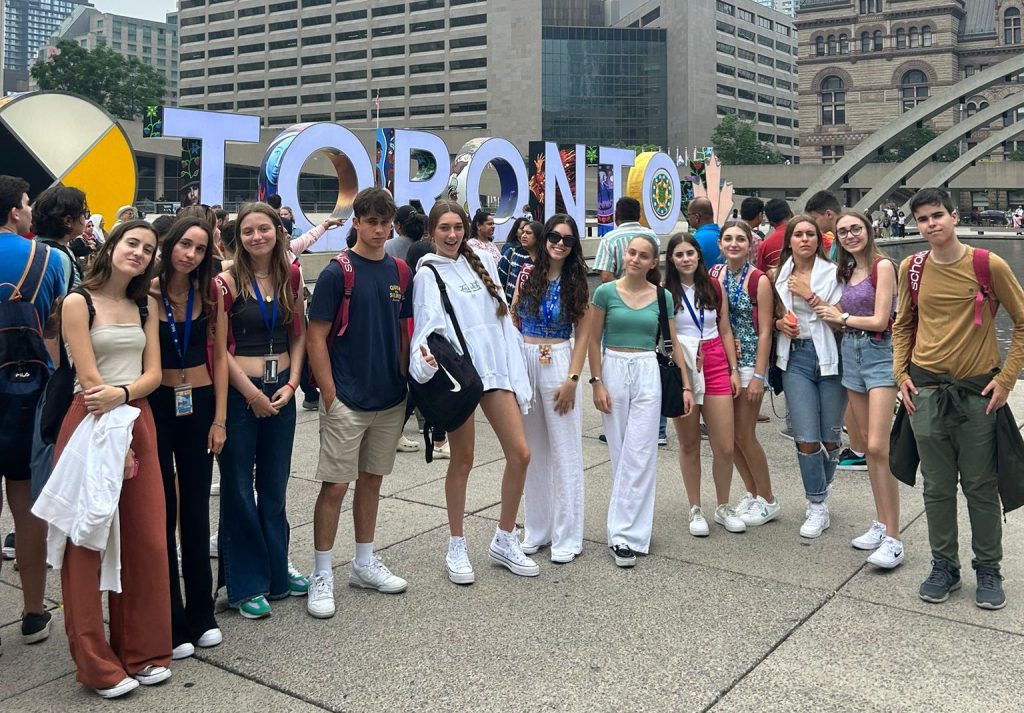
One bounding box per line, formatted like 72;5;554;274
781;340;847;503
219;369;296;606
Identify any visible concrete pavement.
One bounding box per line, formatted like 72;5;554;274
1;384;1021;712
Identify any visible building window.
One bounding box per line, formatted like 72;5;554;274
909;27;919;48
838;33;848;54
820;75;846;125
901;70;929;112
815;36;825;56
896;28;906;49
822;145;845;164
827;34;836;55
1005;8;1022;45
922;26;933;47
859;0;882;12
717;1;734;15
860;31;871;53
874;30;884;50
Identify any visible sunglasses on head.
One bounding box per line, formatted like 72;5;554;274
545;231;576;246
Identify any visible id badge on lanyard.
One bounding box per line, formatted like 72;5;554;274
252;279;280;385
162;285;195;416
538;344;552;365
174;383;194;416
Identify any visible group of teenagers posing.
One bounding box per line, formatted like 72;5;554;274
3;178;1020;700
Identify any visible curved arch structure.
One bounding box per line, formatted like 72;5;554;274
854;91;1024;211
899;122;1024;214
796;55;1024;207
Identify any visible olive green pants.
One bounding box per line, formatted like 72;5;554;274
909;386;1002;571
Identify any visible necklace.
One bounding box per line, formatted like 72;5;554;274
254;271;270;278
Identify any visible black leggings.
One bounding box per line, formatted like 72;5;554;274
150;384;218;646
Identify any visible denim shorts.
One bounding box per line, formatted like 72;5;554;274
840;331;896;393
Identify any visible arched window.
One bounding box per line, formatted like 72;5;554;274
839;33;849;54
816;36;825;56
827;34;837;55
873;30;884;50
860;31;871;53
1005;8;1022;45
901;69;928;112
821;75;846;125
860;0;882;11
966;101;978;117
896;28;907;49
909;27;920;48
922;26;933;47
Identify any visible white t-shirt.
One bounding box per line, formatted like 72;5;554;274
673;284;720;340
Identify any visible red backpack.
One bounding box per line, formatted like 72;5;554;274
907;248;996;326
708;263;765;332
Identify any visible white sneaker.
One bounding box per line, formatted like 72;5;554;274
209;534;219;558
488;527;540;577
866;536;905;569
196;627;222;648
714;504;748;533
306;570;336;619
396;435;420;453
172;642;194;660
210;480;220;496
852;521;887;550
689;506;710;537
735;492;755;515
520;539;548;555
133;665;171;686
741;496;782;527
446;539;475;585
433;440;451;460
95;676;139;699
550;550;576;564
799;503;830;539
350;555;408;593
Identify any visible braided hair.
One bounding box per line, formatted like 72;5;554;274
428;200;507;318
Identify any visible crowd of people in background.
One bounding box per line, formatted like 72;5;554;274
0;174;1021;700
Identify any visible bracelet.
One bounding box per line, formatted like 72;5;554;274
753;372;766;383
246;391;262;405
682;387;692;392
284;382;296;393
211;422;226;430
120;385;131;404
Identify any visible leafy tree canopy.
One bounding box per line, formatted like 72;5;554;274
709;115;786;166
873;125;958;163
30;40;165;121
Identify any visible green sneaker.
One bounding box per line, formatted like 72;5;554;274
238;595;271;619
288;563;309;597
837;448;867;471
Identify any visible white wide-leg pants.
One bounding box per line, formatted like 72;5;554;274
601;350;661;553
521;341;584;559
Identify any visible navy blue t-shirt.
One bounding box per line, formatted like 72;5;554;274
309;251;412;411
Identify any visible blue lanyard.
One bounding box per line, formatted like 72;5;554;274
724;263;750;316
161;284;194;372
680;286;704;337
251;278;278;351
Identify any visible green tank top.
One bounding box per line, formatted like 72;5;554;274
592;282;671;350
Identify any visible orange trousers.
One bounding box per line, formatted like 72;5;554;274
56;396;172;689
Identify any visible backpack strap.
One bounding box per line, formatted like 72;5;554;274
212;273;235;356
971;248;998;326
748;267;764;334
423;263;471;357
708;264;725;281
907;250;929;314
328;250;355;342
288;261;303;338
710;277;723;321
9;240;51;305
396;256;410;296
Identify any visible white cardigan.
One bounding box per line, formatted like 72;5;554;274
774;256;844;376
410;250;532;413
32;405;140;593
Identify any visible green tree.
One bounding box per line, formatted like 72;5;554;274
30;40;165;121
1006;148;1024;162
709;115;786;165
873;125;958;163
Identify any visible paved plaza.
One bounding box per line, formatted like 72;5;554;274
1;383;1021;712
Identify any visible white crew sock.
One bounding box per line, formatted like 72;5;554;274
449;535;466;551
313;549;332;576
354;542;374;567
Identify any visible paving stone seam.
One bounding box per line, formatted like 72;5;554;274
832;591;1024;639
0;670;76;704
188;655;337;712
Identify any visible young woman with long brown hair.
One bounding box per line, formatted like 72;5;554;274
409;200;536;584
214;202;307;619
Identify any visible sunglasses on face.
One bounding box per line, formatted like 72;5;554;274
545;231;577;246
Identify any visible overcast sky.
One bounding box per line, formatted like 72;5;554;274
92;0;178;22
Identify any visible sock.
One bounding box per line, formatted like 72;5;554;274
313;549;332;576
354;542;373;567
449;535;465;551
851;450;864;458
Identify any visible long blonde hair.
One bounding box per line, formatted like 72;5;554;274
231;202;295;326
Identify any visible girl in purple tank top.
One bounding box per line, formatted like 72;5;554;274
814;211;905;571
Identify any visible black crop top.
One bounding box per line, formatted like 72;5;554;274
159;313;209;369
231;294;289;356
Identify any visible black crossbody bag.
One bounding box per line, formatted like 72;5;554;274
655;290;685;418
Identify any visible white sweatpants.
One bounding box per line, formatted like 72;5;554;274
601;350;661;553
521;341;584;558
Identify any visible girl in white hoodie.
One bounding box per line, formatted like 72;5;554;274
409;201;536;585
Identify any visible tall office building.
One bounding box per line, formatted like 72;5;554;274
751;0;799;16
2;0;91;94
35;6;179;105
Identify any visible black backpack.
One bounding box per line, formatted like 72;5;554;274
408;264;483;462
39;288;148;444
0;240;52;399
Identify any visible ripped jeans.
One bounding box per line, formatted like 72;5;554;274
781;339;847;503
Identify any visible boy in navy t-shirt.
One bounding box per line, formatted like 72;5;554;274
305;187;411;618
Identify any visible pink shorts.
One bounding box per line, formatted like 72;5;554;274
700;337;733;396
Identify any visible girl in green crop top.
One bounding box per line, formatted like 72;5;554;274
584;234;692;567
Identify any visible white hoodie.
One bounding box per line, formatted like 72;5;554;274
32;405;140;593
410;249;533;413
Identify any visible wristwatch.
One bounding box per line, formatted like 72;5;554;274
588;376;602;384
841;312;850;327
568;374;580;383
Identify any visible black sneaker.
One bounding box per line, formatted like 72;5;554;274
975;567;1007;610
2;531;14;561
919;560;962;603
700;423;709;440
21;610;51;644
837;448;868;471
301;398;319;411
609;544;636;568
